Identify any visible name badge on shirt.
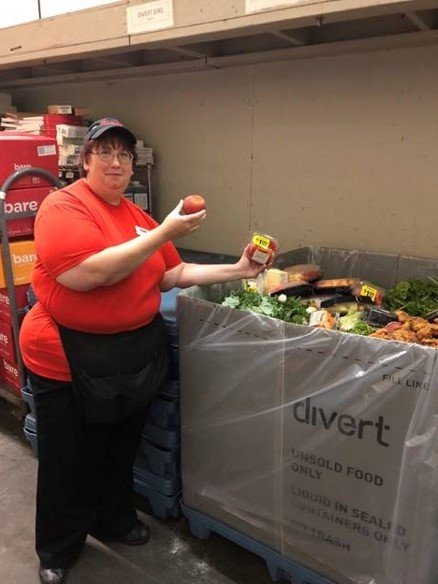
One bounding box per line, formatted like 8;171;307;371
135;226;149;236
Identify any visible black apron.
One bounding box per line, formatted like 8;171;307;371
57;314;169;424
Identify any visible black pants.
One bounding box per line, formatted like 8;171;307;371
30;371;149;569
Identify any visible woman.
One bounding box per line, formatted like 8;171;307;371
19;118;268;584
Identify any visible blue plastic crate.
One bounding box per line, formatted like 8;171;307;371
160;288;180;349
23;428;38;456
137;439;179;477
182;505;334;584
24;413;37;433
133;479;181;519
134;453;181;496
146;396;180;429
169;347;179;380
158;379;180;399
142;422;180;451
166;329;179;349
21;385;36;416
23;414;38;456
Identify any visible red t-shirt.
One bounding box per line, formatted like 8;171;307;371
19;179;181;381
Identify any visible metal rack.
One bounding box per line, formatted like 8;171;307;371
0;167;64;408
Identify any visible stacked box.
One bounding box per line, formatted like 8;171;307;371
0;133;58;396
0;240;36;394
0;134;58;189
134;288;183;519
178;247;438;584
56;124;87;167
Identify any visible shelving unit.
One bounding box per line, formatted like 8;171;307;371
0;1;436;89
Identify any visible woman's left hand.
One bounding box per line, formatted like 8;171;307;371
235;244;274;279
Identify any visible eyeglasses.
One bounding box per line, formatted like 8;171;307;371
91;150;134;164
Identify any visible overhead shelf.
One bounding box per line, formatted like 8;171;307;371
0;0;437;88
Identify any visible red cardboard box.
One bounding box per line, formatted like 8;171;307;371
0;240;36;288
44;114;82;127
0;285;29;320
4;185;57;238
0;320;16;362
0;134;58;189
0;355;21;393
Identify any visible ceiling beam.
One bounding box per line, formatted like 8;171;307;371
89;54;141;67
167;47;207;58
403;11;433;30
270;30;306;46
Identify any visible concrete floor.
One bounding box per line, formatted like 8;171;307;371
0;400;277;584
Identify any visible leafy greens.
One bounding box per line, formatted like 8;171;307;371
383;278;438;318
221;290;309;325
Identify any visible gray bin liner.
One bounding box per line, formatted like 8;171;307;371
178;247;438;584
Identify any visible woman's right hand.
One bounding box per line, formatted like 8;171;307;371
159;200;206;241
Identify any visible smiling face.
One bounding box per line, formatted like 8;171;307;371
82;131;136;204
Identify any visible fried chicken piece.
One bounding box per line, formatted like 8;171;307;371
420;338;438;348
370;312;438;347
369;329;391;339
395;310;410;323
391;328;419;343
416;325;433;341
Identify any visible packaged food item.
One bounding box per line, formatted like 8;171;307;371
284;263;323;282
327;300;358;316
309;295;344;309
269;281;313;298
362;306;399;327
308;309;336;330
351;281;385;305
262;268;289;293
243;273;265;294
314;278;360;295
247;232;278;265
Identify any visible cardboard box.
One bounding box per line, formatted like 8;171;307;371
0;355;20;393
47;105;73;114
44;114;82;127
0;284;29;320
0;320;16;362
56;124;87;141
179;247;438;584
0;239;36;288
0;134;58;189
74;107;90;117
4;185;56;238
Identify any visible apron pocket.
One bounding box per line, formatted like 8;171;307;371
72;346;169;423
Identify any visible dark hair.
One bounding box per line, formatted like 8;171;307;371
80;131;138;177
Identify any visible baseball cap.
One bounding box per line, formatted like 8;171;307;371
84;117;136;144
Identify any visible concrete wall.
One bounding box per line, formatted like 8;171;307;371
10;44;438;258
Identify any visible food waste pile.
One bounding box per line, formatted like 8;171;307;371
220;264;438;348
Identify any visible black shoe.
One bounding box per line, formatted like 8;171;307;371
39;567;68;584
119;520;150;546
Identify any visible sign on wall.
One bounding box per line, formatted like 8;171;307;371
127;0;174;35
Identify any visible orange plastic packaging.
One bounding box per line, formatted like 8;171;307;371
247;232;279;265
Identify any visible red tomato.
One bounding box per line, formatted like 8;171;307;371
182;194;206;214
